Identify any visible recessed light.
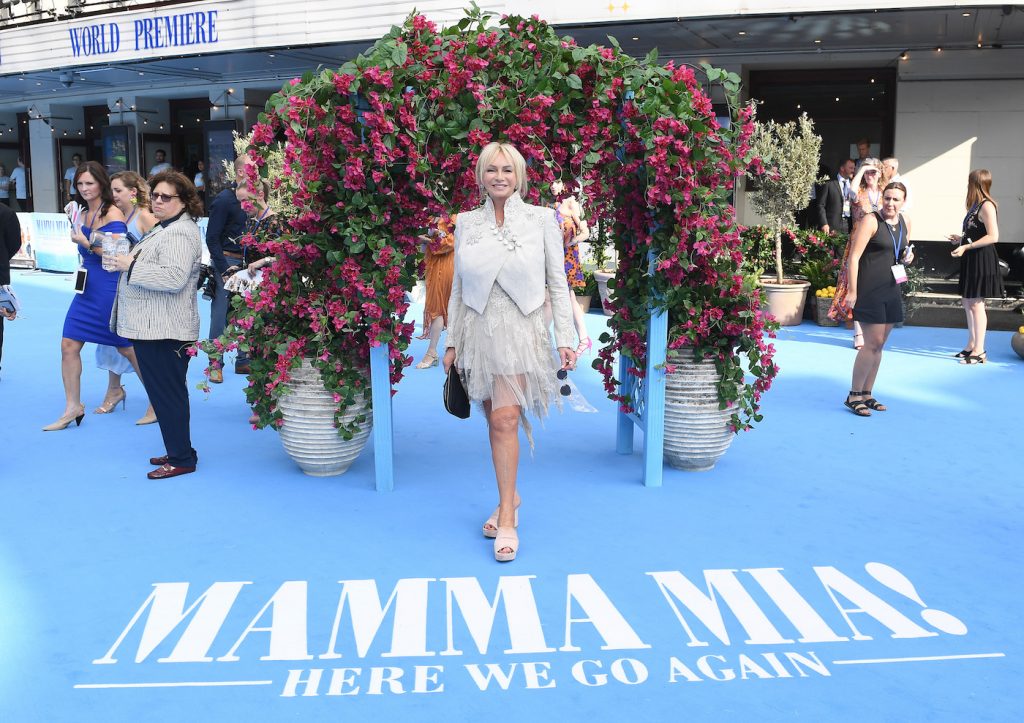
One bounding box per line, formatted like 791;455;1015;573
962;11;971;16
193;67;200;71
138;72;144;76
268;54;275;58
632;37;639;41
870;78;875;83
814;39;822;44
936;47;942;52
738;31;746;36
977;42;983;48
900;52;909;60
835;97;840;102
796;104;801;109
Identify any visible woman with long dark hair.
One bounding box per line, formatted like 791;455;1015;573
44;161;135;431
842;181;914;417
949;169;1002;364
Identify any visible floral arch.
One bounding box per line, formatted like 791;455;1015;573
233;7;778;437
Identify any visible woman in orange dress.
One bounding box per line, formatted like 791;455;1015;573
415;214;456;368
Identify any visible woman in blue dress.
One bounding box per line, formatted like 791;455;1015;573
44;161;138;431
88;171;161;424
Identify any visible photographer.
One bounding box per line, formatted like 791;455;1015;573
204;157;248;382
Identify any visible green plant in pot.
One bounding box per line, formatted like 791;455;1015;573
746;113;823;325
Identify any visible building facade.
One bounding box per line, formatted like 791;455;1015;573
1;0;1021;247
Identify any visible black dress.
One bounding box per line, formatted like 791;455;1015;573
853;212;907;325
958;201;1004;299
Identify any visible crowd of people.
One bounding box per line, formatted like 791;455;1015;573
0;136;1009;555
811;142;1004;416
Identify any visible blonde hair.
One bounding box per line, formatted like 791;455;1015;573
111;171;152;209
475;142;528;198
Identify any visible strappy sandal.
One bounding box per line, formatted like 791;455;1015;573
415;351;439;369
954;349;972;359
961;351;987;365
853;333;864;350
843;391;871;417
482;501;520;538
494;527;519;563
860;390;887;411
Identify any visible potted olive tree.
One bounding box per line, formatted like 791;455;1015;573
747;113;822;325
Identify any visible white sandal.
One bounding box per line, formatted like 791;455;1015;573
416;351;439;369
482;502;520;538
494;527;519;562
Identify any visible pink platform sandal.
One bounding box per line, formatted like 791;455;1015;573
482;500;520;538
494;527;519;562
575;337;592;356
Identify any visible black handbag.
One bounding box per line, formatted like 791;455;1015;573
443;365;470;419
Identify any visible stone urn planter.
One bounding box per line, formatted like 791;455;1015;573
278;359;372;477
1011;330;1024;360
594;270;615;317
663;349;735;472
761;278;811;326
814;295;839;326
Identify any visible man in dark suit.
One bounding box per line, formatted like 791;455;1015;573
0;201;22;377
204;156;248;381
816;158;855;235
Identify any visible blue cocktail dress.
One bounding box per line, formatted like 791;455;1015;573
62;221;132;347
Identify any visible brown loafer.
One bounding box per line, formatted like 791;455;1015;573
147;464;196;480
149;455;169;465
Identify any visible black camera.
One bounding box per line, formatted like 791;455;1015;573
197;264;217;301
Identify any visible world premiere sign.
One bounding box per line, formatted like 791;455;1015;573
74;562;1005;699
67;10;220;58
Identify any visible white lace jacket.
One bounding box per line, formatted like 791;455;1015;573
446;194;574;351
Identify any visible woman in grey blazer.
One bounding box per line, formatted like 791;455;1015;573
442;142;578;562
111;171;203;479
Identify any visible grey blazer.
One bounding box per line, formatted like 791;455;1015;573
111;212;202;341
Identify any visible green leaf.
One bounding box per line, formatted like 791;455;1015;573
566;74;583;90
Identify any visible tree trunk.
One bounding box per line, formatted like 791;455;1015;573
774;225;784;284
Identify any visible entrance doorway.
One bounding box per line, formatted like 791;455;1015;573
748;68;897;172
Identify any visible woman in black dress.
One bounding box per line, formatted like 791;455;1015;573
948;169;1002;364
843;182;914;416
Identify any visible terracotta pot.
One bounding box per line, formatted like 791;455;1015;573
761;279;811;326
1011;332;1024;360
594;270;615;317
574;293;593;314
278;359;372;477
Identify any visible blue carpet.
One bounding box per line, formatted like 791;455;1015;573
1;269;1021;722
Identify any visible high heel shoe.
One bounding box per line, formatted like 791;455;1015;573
853;333;864;350
94;386;127;414
494;527;519;562
961;351;987;365
575;337;592;356
483;500;521;538
43;407;86;431
416;351;439;369
135;405;158;426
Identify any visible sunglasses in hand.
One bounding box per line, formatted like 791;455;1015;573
557;368;571;396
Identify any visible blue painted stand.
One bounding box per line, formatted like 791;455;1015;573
615;254;668;487
369;344;394;492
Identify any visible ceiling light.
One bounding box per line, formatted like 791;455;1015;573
936;47;942;52
977;42;983;48
193;67;200;71
138;72;144;76
268;54;275;58
870;78;875;83
631;37;639;41
796;104;801;109
737;31;746;36
900;52;909;61
835;97;840;102
814;39;822;44
962;11;971;16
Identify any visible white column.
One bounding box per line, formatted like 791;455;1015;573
27;103;59;212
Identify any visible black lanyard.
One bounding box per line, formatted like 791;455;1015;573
884;218;903;264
